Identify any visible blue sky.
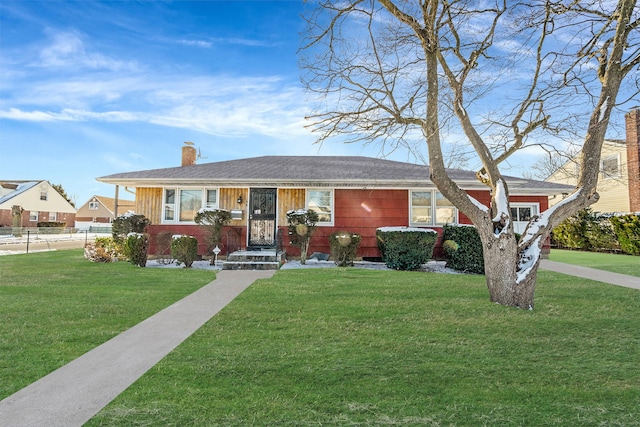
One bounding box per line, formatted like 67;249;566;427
0;1;634;207
1;0;372;205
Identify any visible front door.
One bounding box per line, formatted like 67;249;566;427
248;188;277;249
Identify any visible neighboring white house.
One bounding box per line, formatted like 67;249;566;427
546;139;630;213
0;180;76;228
546;108;640;214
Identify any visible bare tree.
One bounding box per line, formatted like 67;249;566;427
301;0;640;309
529;146;580;180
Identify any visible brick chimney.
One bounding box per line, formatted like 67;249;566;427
626;109;640;212
182;143;197;166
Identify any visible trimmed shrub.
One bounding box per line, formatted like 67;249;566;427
195;208;232;264
610;213;640;256
442;225;484;274
171;235;198;267
287;209;319;264
37;221;66;228
329;231;362;267
125;233;149;267
376;227;437;271
112;212;150;254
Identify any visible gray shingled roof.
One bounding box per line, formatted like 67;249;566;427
97;155;573;195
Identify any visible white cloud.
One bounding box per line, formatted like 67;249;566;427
38;29;139;72
176;39;213;48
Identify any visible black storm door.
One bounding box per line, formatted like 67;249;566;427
248;188;277;248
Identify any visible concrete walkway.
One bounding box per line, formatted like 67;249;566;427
0;269;275;427
539;259;640;290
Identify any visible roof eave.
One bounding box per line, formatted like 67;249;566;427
97;177;571;196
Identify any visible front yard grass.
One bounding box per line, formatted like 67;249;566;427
89;268;640;426
550;249;640;277
0;249;215;399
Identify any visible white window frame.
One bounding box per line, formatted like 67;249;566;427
306;189;334;226
40;191;48;201
89;201;99;210
410;189;458;226
29;211;39;222
509;202;540;234
162;188;219;224
601;154;621;180
50;212;57;222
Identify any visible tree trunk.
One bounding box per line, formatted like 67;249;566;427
480;228;538;310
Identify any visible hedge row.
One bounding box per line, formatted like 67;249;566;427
376;227;438;271
553;209;640;255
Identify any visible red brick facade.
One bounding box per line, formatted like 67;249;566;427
145;188;550;260
626;109;640;213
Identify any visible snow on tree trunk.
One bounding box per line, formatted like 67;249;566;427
480;230;540;310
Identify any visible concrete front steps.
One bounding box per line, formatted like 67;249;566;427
222;250;286;270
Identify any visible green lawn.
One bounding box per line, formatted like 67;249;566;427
0;250;215;399
88;268;640;426
550;249;640;277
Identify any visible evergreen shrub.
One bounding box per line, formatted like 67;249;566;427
195;209;232;263
376;227;437;271
552;209;594;250
442;225;484;274
125;233;149;267
287;209;319;264
329;231;362;267
112;212;150;256
37;221;66;229
610;213;640;255
552;209;621;253
171;235;198;267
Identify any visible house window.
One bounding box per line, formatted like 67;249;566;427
601;155;620;179
29;211;38;222
40;191;48;201
307;189;333;224
410;190;457;226
50;212;57;222
179;189;202;222
510;203;539;234
89;201;99;210
163;188;219;223
205;189;218;209
163;189;176;221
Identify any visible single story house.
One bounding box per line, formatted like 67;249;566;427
97;147;572;259
0;180;76;228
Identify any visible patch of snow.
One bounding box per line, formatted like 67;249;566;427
458;101;466;117
492;180;510;236
598;97;609;122
197;207;229;214
520;189;581;246
467;194;489;213
376;226;437;233
516;236;542;284
116;211;137;218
